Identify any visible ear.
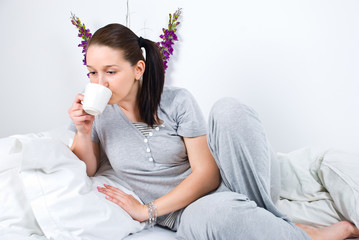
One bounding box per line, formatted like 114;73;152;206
135;60;145;80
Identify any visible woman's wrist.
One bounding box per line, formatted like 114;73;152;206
145;201;157;228
76;130;92;139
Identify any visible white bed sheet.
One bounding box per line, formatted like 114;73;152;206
0;226;176;240
1;126;358;239
124;226;176;240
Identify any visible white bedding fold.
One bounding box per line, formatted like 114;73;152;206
276;147;359;228
19;137;145;240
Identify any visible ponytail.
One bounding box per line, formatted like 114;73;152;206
138;37;165;127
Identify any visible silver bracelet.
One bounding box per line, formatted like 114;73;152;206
146;201;157;228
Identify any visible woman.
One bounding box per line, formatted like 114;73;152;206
68;23;359;239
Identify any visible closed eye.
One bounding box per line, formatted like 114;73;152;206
107;71;116;74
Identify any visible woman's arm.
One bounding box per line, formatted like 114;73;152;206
99;134;220;222
68;93;100;177
71;133;100;177
153;135;220;216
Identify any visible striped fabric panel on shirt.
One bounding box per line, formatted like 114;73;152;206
158;211;180;229
132;122;157;136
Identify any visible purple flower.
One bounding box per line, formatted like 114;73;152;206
163;50;169;59
71;13;92;66
157;8;182;72
70;9;182;73
168;46;173;55
85;29;91;37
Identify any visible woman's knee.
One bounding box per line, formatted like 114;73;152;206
208;97;258;127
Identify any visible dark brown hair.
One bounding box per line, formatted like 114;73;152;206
87;23;164;127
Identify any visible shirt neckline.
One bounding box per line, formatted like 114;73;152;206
114;104;149;139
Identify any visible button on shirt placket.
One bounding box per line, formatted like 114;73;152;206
146;132;154;162
144;123;165;163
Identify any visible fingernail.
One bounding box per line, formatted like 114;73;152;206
97;186;101;191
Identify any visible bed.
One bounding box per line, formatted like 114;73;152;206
1;126;358;239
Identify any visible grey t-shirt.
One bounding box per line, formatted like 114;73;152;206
70;86;207;225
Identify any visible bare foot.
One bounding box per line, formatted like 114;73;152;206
296;223;324;240
347;221;359;239
297;221;359;240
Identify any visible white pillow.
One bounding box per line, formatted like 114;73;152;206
318;149;359;227
276;147;349;228
0;137;43;237
19;137;145;240
10;125;75;148
277;147;331;201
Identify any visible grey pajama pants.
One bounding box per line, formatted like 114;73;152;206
175;98;310;240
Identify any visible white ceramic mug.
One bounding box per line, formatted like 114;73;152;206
82;83;112;116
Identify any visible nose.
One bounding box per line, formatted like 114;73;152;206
98;75;109;88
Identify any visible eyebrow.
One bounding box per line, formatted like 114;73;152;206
86;65;119;68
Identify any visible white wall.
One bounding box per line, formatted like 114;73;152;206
1;0;358;154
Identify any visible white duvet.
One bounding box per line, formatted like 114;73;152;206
0;128;358;239
276;147;359;228
0;129;145;240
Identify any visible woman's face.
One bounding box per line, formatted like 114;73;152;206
86;45;144;105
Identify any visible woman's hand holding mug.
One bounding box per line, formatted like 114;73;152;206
68;93;95;135
68;83;112;135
